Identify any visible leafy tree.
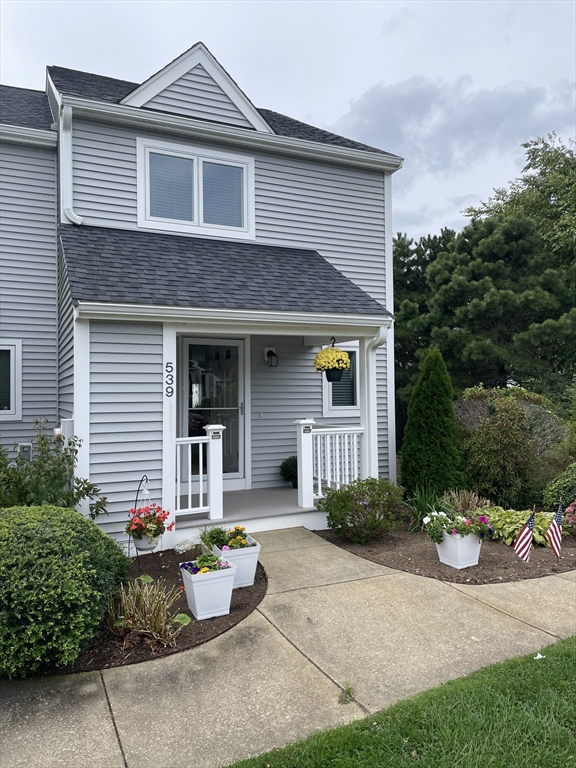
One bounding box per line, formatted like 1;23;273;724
464;133;575;272
400;348;462;494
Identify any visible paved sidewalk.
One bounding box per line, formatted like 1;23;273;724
1;528;575;768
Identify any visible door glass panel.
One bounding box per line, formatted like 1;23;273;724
188;344;240;474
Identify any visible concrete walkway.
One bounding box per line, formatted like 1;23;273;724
1;528;575;768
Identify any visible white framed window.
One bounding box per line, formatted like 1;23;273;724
137;137;255;239
0;339;22;421
322;341;360;417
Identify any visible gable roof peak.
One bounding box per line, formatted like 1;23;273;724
120;41;273;134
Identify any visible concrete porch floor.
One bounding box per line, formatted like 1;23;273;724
177;485;326;535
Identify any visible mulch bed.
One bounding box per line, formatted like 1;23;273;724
57;547;267;675
314;523;576;584
55;525;575;676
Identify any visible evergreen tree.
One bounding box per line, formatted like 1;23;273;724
400;348;461;494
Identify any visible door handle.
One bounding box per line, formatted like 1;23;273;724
240;401;244;415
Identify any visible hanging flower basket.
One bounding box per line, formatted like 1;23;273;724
313;347;350;382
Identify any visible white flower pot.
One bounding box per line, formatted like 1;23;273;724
212;536;261;588
133;535;159;552
435;532;482;569
180;559;236;620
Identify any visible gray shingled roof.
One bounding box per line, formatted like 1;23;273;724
46;65;392;156
60;225;391;317
0;85;53;131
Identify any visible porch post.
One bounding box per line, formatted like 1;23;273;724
205;424;226;519
358;339;369;479
294;418;316;508
162;324;177;550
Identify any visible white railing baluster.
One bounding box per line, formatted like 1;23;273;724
307;425;365;501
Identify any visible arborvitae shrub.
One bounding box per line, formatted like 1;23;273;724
400;348;462;494
0;506;130;678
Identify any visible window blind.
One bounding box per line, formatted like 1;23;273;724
0;349;11;411
202;162;243;227
149;152;194;221
331;351;357;407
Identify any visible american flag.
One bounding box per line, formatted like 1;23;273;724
513;510;536;563
546;504;563;559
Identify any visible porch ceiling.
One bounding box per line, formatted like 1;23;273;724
61;224;393;319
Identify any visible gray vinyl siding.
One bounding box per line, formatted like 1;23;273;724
250;336;361;488
254;156;386;303
0;143;58;453
73;121;138;224
89;321;163;538
57;240;74;419
143;65;254;128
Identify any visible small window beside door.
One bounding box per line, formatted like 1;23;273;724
322;344;360;417
0;339;22;421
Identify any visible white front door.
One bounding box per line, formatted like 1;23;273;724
180;338;245;488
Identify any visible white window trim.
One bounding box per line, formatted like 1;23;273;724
322;341;360;418
137;137;255;239
0;339;22;421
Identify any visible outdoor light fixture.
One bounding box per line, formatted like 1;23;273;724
265;348;279;367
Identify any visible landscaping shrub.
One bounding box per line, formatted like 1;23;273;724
456;386;573;504
484;507;554;546
400;348;462;494
461;397;536;507
543;462;576;512
318;477;403;543
0;505;130;678
0;420;107;519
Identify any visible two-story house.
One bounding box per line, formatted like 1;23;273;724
0;43;403;549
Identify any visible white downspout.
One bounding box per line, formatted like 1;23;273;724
359;326;389;479
60;105;82;225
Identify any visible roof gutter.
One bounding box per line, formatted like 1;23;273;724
60;105;82;225
0;124;57;148
74;300;394;334
59;94;404;173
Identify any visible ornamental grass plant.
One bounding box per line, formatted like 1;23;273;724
107;574;190;648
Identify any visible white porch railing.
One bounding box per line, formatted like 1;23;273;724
294;419;365;508
175;424;225;518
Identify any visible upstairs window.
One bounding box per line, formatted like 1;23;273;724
0;340;22;421
137;138;254;238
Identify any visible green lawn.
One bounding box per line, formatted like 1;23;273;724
230;637;576;768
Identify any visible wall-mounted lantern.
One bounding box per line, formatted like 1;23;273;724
265;348;279;368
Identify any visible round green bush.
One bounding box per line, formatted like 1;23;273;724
543;462;576;513
0;505;130;678
318;477;404;544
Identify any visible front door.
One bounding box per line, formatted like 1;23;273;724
180;338;244;485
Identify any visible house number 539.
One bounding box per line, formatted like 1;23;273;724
165;362;174;397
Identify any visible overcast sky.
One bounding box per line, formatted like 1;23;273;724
1;0;574;238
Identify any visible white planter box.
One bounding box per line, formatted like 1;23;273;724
180;559;236;620
435;532;482;570
212;536;261;588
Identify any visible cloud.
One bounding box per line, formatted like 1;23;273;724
333;76;575;187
